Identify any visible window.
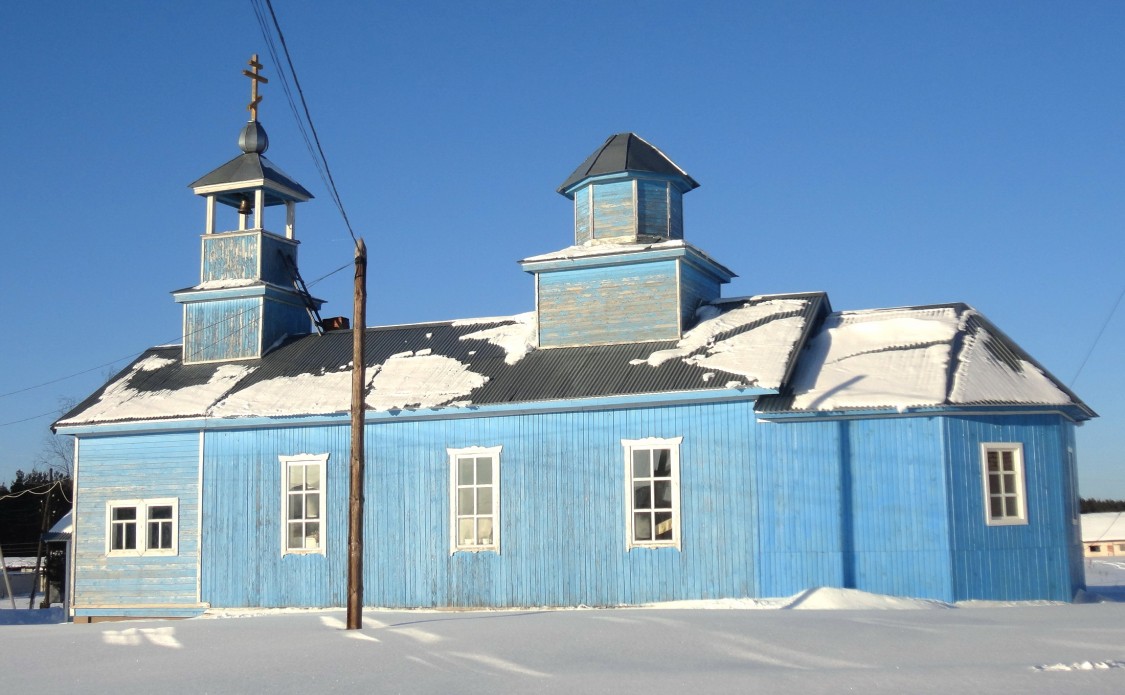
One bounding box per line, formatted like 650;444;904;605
1089;545;1102;553
624;437;682;549
981;443;1027;526
281;454;328;554
448;446;501;553
106;499;178;556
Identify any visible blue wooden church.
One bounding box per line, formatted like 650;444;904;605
55;69;1094;621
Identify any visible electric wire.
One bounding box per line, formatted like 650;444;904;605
4;4;361;433
0;260;351;409
1070;283;1125;387
251;0;360;246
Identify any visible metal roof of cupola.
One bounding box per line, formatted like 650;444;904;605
173;55;323;365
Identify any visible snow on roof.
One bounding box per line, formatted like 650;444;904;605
458;311;536;365
1082;512;1125;543
57;358;253;425
520;239;687;264
778;304;1089;416
55;296;819;427
631;298;811;390
788;307;960;411
54;296;1089;428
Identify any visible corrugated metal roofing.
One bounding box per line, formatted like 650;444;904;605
756;303;1095;420
56;294;1092;428
56;293;825;428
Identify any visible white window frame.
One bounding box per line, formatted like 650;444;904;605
105;498;179;557
623;437;683;550
281;453;329;555
448;445;502;554
980;443;1028;526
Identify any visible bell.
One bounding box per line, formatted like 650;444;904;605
237;198;252;216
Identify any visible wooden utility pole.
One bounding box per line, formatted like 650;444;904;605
346;238;367;630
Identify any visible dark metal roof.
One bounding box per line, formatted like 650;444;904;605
189;152;313;207
57;293;1090;428
56;294;826;429
557;133;700;195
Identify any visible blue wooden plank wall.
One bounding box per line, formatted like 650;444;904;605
669;187;683;240
755;417;952;600
943;414;1080;601
591;181;635;240
260;234;299;287
194;409;1077;608
260;297;312;353
1063;424;1085;594
201;232;297;286
574;185;592;244
536;261;681;347
202;233;257;282
754;420;846;596
184;297;261;362
844;418;952;599
678;261;722;330
637;180;670;239
201;400;761;608
74;433;200;613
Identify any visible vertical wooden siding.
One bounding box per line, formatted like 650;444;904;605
73;433;200;611
184;297;261;362
943;414;1080;601
668;187;683;240
202;426;350;607
536;261;681;347
260;297;313;354
202;233;257;283
678;261;722;330
202;401;761;608
201;232;297;286
636;180;670;239
260;234;298;286
755;417;952;600
195;409;1078;608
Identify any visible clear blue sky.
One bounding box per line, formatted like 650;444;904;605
2;2;1122;496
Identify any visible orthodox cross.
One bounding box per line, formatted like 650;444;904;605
242;54;269;121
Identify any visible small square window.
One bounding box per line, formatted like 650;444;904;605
106;499;178;556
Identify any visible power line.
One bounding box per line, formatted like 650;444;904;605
0;258;351;408
251;0;360;246
1071;283;1125;387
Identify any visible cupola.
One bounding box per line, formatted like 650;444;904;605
557;132;699;245
521;133;733;349
173;55;322;364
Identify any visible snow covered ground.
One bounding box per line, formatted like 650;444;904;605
2;562;1125;693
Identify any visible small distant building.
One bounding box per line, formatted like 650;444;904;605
52;60;1095;621
1081;512;1125;558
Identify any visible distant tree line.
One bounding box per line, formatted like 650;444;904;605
0;470;71;560
1080;498;1125;514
